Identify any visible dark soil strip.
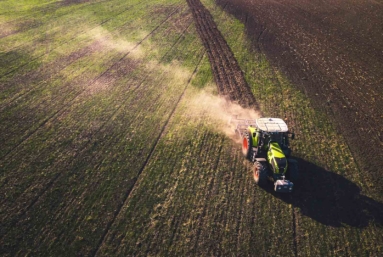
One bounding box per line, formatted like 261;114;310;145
186;0;258;109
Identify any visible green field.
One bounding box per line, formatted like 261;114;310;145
1;0;382;256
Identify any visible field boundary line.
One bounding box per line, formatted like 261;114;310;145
92;50;207;257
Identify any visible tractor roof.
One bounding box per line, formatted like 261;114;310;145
256;118;288;132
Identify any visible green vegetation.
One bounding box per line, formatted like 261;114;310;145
1;0;382;256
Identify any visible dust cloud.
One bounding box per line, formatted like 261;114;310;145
186;87;261;143
86;27;144;58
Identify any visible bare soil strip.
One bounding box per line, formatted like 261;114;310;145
186;0;258;109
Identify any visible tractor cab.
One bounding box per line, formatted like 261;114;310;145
252;118;293;158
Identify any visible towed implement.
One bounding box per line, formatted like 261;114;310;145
231;116;298;193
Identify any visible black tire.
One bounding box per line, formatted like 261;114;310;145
287;159;299;182
242;132;252;160
253;161;268;186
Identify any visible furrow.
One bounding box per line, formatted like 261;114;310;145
186;0;257;109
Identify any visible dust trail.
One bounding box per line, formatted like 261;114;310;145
85;26;145;58
186;87;261;142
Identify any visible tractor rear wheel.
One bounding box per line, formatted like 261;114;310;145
253;161;267;186
242;132;252;160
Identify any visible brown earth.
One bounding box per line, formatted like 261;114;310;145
215;0;383;185
186;0;259;109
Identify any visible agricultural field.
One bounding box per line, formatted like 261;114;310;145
0;0;382;256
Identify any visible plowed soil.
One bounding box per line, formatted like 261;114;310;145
186;0;258;109
216;0;383;183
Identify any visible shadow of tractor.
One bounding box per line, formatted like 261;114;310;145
263;157;383;228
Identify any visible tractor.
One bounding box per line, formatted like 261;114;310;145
231;116;299;193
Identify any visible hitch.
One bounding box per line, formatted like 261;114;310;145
274;175;294;193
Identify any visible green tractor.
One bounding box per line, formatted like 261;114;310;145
231;117;298;193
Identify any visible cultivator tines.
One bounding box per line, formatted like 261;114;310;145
229;115;257;136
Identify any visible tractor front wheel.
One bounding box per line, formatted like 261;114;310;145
242;132;252;160
253;161;267;186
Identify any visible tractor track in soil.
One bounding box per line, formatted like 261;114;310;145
186;0;258;110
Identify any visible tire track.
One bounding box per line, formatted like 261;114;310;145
186;0;258;109
0;6;182;163
92;50;206;257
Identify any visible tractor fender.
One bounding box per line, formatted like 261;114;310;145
247;127;259;148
